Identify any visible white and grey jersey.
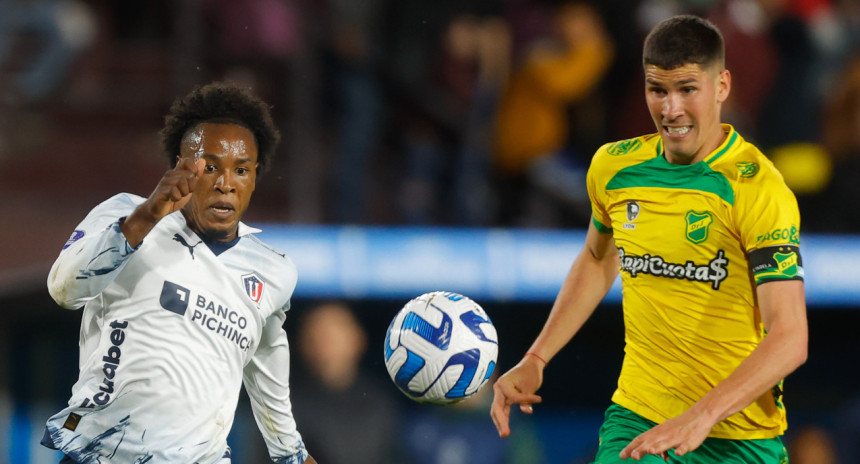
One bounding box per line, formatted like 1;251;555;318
42;193;308;464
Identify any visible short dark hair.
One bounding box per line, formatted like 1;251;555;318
643;15;725;71
160;82;280;174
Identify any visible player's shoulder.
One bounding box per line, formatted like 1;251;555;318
594;133;661;163
84;192;146;220
589;133;662;180
242;233;296;271
708;127;790;192
103;192;146;207
241;234;298;307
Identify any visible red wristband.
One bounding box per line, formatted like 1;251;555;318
525;352;547;365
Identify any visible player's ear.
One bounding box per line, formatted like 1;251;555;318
716;69;731;104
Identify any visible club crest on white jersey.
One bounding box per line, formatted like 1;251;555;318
242;273;265;303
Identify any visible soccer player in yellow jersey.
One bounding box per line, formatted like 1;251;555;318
490;15;807;463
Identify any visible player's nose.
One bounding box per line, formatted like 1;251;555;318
214;172;237;193
662;92;684;120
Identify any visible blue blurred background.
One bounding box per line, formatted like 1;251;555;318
1;0;858;463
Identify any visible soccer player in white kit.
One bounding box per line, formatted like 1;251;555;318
41;83;318;464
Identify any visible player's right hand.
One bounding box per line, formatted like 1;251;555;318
490;355;544;438
142;156;203;222
121;157;203;249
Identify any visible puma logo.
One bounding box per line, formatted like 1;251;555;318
173;234;203;259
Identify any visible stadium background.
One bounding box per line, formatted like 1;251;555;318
1;0;858;462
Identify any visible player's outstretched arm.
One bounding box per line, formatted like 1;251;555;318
121;156;202;248
619;280;808;461
491;222;619;438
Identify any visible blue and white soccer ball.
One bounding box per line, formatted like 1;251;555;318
384;291;498;404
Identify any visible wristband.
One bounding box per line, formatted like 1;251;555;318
525;352;547;365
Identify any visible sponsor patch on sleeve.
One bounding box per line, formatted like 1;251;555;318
62;230;85;250
63;413;81;431
749;245;804;285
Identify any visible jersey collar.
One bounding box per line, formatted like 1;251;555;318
655;123;738;165
703;124;738;165
237;222;261;237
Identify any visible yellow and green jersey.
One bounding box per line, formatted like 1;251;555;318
587;124;803;440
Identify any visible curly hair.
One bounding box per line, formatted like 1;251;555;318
160;82;281;174
643;15;724;71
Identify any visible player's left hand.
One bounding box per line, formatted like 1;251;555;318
619;410;714;461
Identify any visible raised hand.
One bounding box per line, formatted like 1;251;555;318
144;156;203;221
121;156;203;248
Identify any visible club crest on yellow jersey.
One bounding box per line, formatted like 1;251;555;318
608;138;642;155
736;161;760;178
685;211;713;244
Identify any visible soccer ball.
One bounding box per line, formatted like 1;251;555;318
384;291;498;404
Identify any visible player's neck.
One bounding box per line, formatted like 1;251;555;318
181;209;238;243
665;125;727;165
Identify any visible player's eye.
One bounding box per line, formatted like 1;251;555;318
236;167;249;175
204;164;216;173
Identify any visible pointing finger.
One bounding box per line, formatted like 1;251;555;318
176;156;201;177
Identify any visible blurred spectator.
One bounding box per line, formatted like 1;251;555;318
784;0;860;102
818;55;860;231
835;395;860;463
787;425;837;464
397;11;510;225
199;0;299;124
0;0;96;104
707;0;779;137
292;302;400;464
768;142;832;195
324;0;386;224
492;1;614;227
755;5;821;149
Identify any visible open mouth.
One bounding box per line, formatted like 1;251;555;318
209;202;235;218
664;125;692;137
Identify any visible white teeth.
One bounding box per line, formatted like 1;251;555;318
666;126;690;135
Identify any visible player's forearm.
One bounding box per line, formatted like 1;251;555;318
120;203;161;248
688;282;808;425
527;242;619;363
690;327;806;426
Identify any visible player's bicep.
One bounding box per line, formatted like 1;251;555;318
255;309;289;355
584;220;617;265
755;280;807;366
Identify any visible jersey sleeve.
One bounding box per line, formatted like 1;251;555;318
586;145;613;233
733;167;804;285
243;308;309;464
47;193;143;309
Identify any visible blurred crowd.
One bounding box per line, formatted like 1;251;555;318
1;0;859;231
1;2;858;462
